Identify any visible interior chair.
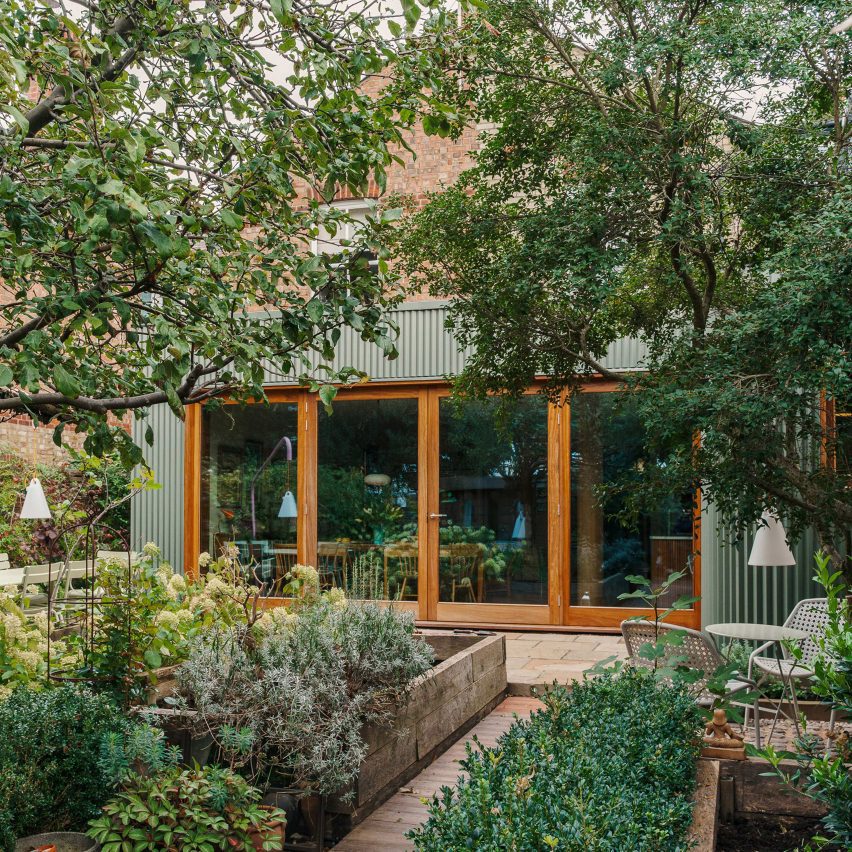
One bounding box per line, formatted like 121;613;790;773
622;619;760;740
317;542;348;591
383;543;418;601
445;543;483;603
270;543;298;596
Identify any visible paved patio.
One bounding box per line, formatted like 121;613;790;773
500;631;627;695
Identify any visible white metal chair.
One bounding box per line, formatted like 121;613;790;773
622;620;760;736
745;598;837;749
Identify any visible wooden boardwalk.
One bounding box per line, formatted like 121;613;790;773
333;697;542;851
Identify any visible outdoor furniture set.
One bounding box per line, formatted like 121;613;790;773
622;597;834;749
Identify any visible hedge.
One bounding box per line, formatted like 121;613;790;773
410;669;703;851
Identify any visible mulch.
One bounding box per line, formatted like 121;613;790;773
716;813;842;851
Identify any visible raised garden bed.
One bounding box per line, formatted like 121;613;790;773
690;756;841;852
327;631;507;827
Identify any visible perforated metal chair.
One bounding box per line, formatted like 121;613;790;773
745;598;837;748
622;619;760;738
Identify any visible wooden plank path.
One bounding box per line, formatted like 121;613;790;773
333;697;542;851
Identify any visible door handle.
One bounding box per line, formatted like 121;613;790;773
428;513;447;520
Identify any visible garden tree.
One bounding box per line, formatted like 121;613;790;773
393;0;852;572
0;0;463;467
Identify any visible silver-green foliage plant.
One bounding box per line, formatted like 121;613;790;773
175;599;433;794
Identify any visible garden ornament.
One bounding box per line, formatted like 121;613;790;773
702;708;746;760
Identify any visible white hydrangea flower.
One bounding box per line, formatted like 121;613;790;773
326;587;347;610
175;608;194;625
169;573;187;593
13;650;42;670
198;551;212;568
204;577;229;597
154;610;180;629
142;542;161;557
0;612;22;642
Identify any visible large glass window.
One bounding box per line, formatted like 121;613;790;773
438;396;549;605
317;398;418;600
570;392;694;608
201;403;299;593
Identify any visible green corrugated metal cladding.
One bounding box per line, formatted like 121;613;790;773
131;301;825;627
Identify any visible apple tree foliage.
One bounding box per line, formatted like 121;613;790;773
0;0;464;466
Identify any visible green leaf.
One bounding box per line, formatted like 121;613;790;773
143;648;162;669
0;364;13;387
318;384;337;411
54;364;81;398
219;209;243;229
1;104;29;135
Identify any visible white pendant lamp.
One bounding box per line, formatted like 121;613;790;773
20;477;52;520
364;472;391;487
748;510;796;566
278;490;298;519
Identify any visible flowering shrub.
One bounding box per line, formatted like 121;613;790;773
78;544;263;701
0;536;360;704
0;590;79;700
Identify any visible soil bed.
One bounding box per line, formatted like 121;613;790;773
717;813;840;852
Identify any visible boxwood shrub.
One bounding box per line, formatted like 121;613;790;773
410;670;703;851
0;686;129;851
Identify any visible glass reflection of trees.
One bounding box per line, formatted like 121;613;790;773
438;396;549;605
570;393;694;608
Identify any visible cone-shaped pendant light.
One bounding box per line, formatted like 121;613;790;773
278;490;298;518
20;477;52;519
748;510;796;566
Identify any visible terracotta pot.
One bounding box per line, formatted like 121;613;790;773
247;807;285;851
15;833;99;852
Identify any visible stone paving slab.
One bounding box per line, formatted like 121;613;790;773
500;631;626;695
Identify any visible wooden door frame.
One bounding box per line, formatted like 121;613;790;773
183;378;700;630
558;382;701;630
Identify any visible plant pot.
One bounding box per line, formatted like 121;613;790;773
15;832;100;852
248;807;286;851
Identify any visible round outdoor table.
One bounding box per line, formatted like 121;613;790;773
706;622;810;746
705;623;809;644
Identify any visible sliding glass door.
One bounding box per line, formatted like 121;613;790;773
190;383;699;628
432;393;557;624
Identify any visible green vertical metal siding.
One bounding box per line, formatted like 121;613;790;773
131;300;829;622
131;404;185;567
700;499;822;628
